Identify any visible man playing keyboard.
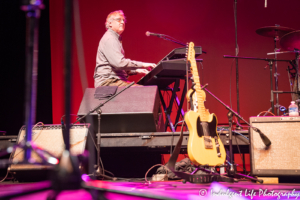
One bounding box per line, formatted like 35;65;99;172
94;10;156;87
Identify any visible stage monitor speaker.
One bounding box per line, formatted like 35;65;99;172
9;124;88;173
77;86;163;133
250;116;300;176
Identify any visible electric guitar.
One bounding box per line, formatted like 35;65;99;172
185;42;226;166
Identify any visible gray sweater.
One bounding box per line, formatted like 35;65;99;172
94;28;144;87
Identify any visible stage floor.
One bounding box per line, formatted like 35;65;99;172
1;179;300;200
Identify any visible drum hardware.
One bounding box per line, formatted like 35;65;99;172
224;55;291;114
256;25;295;115
280;30;300;103
268;48;300;108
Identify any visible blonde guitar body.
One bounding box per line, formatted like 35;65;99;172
185;41;226;167
185;111;226;166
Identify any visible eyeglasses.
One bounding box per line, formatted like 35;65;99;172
114;18;126;23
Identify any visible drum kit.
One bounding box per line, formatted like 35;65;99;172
256;25;300;115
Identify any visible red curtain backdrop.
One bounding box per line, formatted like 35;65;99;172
49;0;300;125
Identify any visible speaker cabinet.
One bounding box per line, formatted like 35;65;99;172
9;124;88;172
250;116;300;176
77;86;163;133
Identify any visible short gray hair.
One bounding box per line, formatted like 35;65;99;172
105;10;125;30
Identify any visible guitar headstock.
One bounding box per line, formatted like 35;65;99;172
186;42;195;62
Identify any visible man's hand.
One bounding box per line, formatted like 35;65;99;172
142;63;156;69
136;69;150;74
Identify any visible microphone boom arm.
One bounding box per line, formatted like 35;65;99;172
202;85;271;147
146;31;186;46
160;35;186;47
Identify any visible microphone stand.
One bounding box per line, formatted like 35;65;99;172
234;0;241;129
47;0;85;199
73;82;135;180
201;84;269;182
0;0;57;174
0;1;61;198
22;0;44;165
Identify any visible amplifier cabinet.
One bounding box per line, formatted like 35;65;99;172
9;124;88;172
250;116;300;176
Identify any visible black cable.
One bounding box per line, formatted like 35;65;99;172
174;120;184;130
232;131;249;141
233;131;248;173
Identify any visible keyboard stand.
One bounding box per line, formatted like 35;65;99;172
158;78;187;132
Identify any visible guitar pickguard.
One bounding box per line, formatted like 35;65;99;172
196;116;217;138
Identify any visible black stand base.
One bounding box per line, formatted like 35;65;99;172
227;163;237;177
47;151;108;200
47;152;82;200
93;168;116;181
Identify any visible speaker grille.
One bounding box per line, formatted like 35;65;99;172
10;124;88;171
250;116;300;176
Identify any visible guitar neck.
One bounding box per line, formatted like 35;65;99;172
188;43;210;121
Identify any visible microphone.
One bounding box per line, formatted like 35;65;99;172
145;31;163;38
253;127;271;147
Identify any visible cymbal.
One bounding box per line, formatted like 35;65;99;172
256;26;295;38
280;30;300;51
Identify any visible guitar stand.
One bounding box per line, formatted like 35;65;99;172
179;164;238;184
190;162;260;183
190;164;214;175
